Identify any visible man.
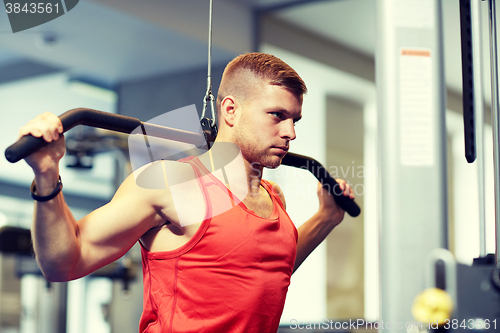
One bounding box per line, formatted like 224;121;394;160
18;53;353;332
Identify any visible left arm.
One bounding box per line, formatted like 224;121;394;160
271;180;354;273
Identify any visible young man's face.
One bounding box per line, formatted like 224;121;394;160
233;82;302;169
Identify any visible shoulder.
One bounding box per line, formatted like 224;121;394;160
265;180;286;210
115;161;169;206
114;160;197;222
133;159;196;189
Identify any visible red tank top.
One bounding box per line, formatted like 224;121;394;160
139;156;298;333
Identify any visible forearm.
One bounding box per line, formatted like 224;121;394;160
293;210;342;272
31;171;80;281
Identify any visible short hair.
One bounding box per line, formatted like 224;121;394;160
216;53;307;114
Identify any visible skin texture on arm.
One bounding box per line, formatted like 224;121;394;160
20;112;170;282
269;180;353;273
33;169;170;282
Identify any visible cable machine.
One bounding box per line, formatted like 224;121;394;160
377;0;500;331
1;1;360;332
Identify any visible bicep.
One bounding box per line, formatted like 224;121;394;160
72;173;167;278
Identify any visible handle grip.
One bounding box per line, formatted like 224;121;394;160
6;108;361;217
5;108;142;163
281;152;361;217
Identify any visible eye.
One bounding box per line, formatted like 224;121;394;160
270;112;282;119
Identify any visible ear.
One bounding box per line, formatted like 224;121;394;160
220;96;238;127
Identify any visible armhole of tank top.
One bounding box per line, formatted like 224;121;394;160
261;180;284;210
141;160;213;260
261;179;298;240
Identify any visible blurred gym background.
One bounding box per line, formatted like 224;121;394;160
0;0;496;332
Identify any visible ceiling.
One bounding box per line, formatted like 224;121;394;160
0;0;240;86
0;0;494;97
274;0;494;101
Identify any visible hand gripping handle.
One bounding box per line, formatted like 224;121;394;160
281;152;361;217
5;108;362;218
5;108;142;163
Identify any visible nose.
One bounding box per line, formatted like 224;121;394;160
280;119;296;141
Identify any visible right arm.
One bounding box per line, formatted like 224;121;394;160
21;113;168;282
32;173;166;282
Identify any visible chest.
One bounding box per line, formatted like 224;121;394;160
242;187;275;219
142;182;276;252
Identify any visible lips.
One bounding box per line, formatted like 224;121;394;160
272;146;289;154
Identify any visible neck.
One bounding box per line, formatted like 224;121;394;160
200;137;264;197
244;158;264;196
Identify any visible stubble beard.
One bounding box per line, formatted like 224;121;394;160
233;129;282;170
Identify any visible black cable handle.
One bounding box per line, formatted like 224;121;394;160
5;108;361;217
282;152;361;217
5;108;142;163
